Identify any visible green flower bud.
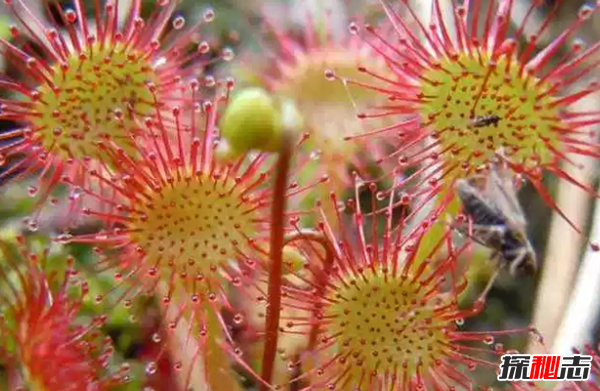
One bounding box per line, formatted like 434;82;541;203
220;88;302;156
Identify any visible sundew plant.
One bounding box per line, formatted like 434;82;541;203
2;0;600;390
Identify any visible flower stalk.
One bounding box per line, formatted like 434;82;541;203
260;120;295;390
155;282;207;391
282;230;335;350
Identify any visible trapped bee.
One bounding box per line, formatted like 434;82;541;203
455;160;537;276
468;115;501;128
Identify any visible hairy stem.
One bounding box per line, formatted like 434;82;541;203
260;129;294;390
155;283;207;391
283;230;335;350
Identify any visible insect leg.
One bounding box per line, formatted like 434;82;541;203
477;257;502;304
506;247;535;276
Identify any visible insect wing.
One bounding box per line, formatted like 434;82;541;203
456;179;506;227
484;161;528;232
455;160;537;275
455;179;507;248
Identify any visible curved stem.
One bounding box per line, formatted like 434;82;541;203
283;230;335;350
260;129;294;391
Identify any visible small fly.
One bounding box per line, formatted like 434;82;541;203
454;159;536;276
468;115;501;128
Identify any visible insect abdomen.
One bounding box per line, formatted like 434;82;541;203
500;233;524;261
456;184;507;227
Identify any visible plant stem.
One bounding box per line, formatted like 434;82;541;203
282;231;335;350
260;129;294;390
155;283;207;391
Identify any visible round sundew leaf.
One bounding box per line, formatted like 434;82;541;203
129;172;257;281
34;42;158;162
421;53;558;172
324;269;451;377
